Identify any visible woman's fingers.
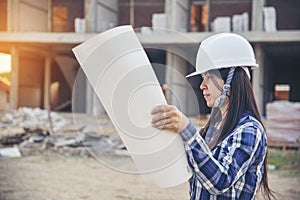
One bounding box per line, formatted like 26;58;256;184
151;105;170;115
151;105;177;115
151;105;178;123
151;112;167;124
151;105;186;132
152;117;180;128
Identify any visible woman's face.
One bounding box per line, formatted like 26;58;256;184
200;71;225;107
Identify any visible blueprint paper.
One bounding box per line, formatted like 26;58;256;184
72;25;192;187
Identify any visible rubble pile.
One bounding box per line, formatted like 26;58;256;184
0;107;69;130
0;107;127;158
266;101;300;149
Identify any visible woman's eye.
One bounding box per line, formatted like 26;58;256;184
206;75;212;79
201;74;213;80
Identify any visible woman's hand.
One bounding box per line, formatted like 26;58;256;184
151;105;189;133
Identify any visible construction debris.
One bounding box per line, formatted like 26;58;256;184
0;107;128;158
266;101;300;150
0;107;69;130
0;146;21;158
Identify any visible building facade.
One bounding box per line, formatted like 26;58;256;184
0;0;299;117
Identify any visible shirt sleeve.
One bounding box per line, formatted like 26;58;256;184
179;121;264;195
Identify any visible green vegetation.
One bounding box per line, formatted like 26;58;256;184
267;148;299;169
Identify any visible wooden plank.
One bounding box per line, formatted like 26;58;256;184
9;46;19;109
43;56;51;110
19;46;50;57
47;0;52;32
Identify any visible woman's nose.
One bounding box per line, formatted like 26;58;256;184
200;80;207;90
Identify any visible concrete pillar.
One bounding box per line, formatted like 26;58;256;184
84;0;117;115
85;80;105;116
165;0;195;115
204;0;211;32
252;0;266;115
252;44;265;115
84;0;97;115
251;0;265;31
81;0;97;115
47;0;52;32
96;0;118;32
7;0;19;32
165;52;187;110
43;56;51;110
85;0;97;32
72;68;86;113
165;0;189;32
9;46;19;109
85;81;94;115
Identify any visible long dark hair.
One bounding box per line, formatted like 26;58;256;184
200;67;276;200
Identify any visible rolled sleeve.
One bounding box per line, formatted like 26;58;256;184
179;121;197;142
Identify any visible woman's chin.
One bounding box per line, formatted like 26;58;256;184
206;102;213;108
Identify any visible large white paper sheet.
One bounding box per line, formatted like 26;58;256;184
72;25;192;187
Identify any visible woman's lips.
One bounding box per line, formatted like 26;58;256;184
203;94;210;99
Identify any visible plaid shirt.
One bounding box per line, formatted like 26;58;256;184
180;112;267;200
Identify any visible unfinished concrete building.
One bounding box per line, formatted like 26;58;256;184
0;0;299;117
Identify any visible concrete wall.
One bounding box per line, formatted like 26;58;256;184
118;0;165;28
51;60;72;110
18;0;48;31
210;2;252;21
0;89;9;110
267;0;300;30
18;53;44;108
52;0;84;32
268;47;300;102
0;0;7;31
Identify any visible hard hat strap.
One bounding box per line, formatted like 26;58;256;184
241;66;251;79
213;67;236;108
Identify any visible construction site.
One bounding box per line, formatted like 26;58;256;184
0;0;299;199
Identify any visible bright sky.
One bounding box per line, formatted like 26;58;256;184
0;52;12;74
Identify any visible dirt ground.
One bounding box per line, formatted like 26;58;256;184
0;154;299;200
1;112;299;200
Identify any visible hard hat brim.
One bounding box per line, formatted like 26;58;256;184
186;64;259;79
186;71;202;78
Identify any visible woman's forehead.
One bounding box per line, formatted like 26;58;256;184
202;69;219;76
201;70;223;80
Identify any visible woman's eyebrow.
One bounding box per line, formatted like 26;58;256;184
201;72;208;77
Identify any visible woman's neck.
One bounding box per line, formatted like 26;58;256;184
219;101;229;121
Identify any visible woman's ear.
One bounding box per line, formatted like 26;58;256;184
226;90;231;97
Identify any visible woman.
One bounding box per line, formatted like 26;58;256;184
151;33;275;200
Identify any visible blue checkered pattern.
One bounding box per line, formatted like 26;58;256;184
180;113;267;200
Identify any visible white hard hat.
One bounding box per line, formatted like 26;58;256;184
186;33;258;78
